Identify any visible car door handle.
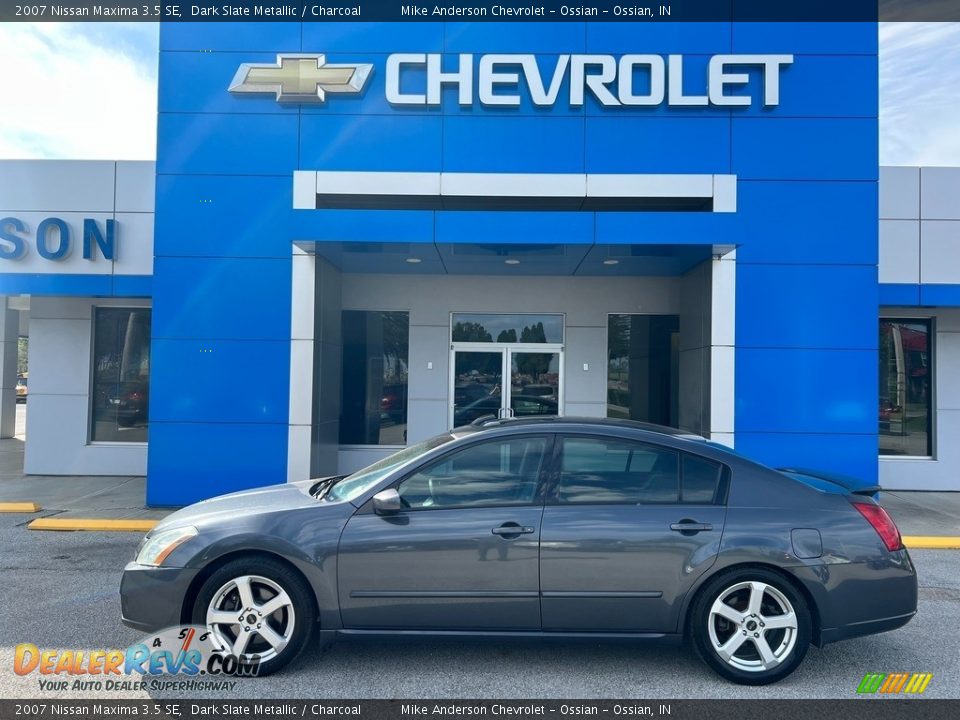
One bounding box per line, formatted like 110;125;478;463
491;524;535;536
670;521;713;534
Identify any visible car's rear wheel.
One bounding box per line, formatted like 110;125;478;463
691;568;812;685
191;557;315;676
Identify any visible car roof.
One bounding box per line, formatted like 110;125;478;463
452;416;707;441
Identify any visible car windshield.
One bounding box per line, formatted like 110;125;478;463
324;433;456;503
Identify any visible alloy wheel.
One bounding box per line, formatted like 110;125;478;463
205;574;296;664
707;580;799;672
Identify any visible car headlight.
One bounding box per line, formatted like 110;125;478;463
136;526;198;567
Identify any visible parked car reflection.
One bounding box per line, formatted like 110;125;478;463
106;381;149;427
454;395;558;426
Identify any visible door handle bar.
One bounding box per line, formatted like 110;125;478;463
491;526;535;535
670;522;713;532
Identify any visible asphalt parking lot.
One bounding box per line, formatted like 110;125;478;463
0;512;957;701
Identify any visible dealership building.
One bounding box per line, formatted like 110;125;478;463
1;21;959;505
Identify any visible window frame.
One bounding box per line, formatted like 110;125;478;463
878;316;935;460
88;305;152;446
542;432;730;507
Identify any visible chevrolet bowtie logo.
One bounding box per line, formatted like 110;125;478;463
229;54;373;104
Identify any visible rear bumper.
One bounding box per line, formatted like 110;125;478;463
119;562;198;632
787;548;918;647
820;610;916;645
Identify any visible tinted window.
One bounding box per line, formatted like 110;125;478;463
682;454;723;504
607;314;679;426
398;436;547;510
91;308;151;443
879;318;932;457
325;434;456;503
451;314;563;343
556;437;679;504
340;311;409;445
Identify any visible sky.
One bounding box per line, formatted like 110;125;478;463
0;22;958;166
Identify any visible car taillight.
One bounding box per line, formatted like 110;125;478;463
852;501;903;551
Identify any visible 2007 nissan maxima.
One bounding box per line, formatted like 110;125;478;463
120;417;917;685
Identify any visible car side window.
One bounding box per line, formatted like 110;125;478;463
681;454;723;504
397;436;548;510
556;436;679;504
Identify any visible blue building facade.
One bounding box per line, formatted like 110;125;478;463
146;21;878;505
4;21;900;506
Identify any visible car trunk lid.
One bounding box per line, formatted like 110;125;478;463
776;467;881;497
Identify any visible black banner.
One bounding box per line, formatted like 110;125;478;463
3;1;960;23
2;701;960;720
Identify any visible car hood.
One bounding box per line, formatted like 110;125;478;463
152;480;331;532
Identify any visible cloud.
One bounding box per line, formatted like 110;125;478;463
0;22;158;160
880;22;960;166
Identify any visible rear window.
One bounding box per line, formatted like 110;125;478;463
682;454;723;504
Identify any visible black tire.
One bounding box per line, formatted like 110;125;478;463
690;567;812;685
191;557;315;677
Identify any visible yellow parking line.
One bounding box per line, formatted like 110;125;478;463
0;502;41;513
902;536;960;549
27;518;157;532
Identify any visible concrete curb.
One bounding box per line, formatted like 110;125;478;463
27;518;157;532
0;502;41;513
902;536;960;550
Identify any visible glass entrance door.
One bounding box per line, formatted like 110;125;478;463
452;350;504;427
509;349;560;419
451;347;562;428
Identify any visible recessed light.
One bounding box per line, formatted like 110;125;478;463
405;257;422;264
603;259;620;265
504;259;521;265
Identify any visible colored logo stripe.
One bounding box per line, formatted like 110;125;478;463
857;673;886;693
904;673;933;694
880;673;908;693
857;672;932;694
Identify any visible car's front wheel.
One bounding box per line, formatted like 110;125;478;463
191;557;315;676
691;568;812;685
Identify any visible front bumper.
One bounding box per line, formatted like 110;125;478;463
119;562;199;632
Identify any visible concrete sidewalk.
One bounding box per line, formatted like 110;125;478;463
880;490;960;537
0;408;171;523
0;441;170;521
1;404;958;537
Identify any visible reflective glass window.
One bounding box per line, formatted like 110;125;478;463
451;314;563;343
556;436;679;504
880;319;933;457
681;454;723;504
340;311;409;445
607;314;679;427
91;308;151;442
398;436;547;510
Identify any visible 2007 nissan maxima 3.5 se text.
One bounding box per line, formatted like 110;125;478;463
120;417;917;685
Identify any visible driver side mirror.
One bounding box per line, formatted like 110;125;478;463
372;488;402;516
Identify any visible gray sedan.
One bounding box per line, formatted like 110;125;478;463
120;417;917;685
